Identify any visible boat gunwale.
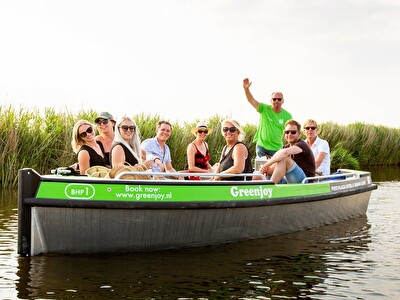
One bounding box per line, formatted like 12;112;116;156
19;168;378;210
23;184;377;210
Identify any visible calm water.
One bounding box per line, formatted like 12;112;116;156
0;167;399;299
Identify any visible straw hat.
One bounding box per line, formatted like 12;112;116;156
191;122;213;136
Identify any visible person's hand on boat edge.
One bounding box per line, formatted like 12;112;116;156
259;164;270;175
142;160;153;170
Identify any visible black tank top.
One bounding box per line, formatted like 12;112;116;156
97;141;110;166
110;142;139;167
219;142;253;181
77;142;107;167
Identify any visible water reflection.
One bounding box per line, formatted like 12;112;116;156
364;165;400;182
4;165;397;299
15;217;371;299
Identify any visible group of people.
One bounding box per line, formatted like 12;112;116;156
71;77;330;183
243;78;330;183
72;114;167;175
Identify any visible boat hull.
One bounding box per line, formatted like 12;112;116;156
18;169;376;256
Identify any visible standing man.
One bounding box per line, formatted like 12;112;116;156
259;119;315;184
243;78;292;158
141;120;178;173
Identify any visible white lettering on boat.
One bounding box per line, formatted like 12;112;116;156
125;185;143;192
119;185;169;201
331;179;367;192
230;186;273;199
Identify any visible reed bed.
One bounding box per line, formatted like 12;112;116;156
1;106;399;189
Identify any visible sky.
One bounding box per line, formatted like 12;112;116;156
1;0;399;129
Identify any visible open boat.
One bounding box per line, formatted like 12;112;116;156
18;168;377;256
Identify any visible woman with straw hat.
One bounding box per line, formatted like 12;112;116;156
186;121;213;180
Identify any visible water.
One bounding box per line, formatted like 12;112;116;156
1;167;399;299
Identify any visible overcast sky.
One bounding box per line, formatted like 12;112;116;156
1;0;399;128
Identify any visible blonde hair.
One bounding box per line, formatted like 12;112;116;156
303;119;318;128
114;116;142;163
221;119;246;142
71;120;94;154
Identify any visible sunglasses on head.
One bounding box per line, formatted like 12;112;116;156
284;130;298;135
79;126;93;138
304;126;317;130
223;127;238;133
272;98;282;102
197;129;208;134
120;125;136;132
96;119;109;126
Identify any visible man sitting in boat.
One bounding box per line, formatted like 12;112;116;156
141;120;179;175
211;119;253;181
258;119;315;184
303;119;331;176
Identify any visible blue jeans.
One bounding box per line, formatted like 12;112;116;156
285;162;306;183
256;145;277;158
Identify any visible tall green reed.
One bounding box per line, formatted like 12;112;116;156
1;106;399;189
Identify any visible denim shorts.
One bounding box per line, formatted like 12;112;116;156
285;162;306;183
256;145;277;158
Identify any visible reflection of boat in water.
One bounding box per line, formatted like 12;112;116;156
18;168;376;256
16;216;371;299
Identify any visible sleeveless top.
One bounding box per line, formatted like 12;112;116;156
97;141;110;166
77;142;107;167
110;142;139;167
188;143;210;180
192;143;210;170
219;142;253;181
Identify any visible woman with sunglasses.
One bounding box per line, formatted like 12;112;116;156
212;119;253;181
94;112;116;167
110;116;152;169
71;120;107;175
186;122;213;180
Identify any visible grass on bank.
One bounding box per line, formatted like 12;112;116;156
1;106;399;189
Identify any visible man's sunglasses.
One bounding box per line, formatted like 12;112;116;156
284;130;297;135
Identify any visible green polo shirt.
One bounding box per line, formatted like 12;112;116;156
254;103;293;151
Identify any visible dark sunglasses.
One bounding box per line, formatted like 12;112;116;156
79;126;93;138
120;125;136;132
223;127;238;133
272;98;282;101
96;119;109;126
304;126;317;130
197;129;208;134
284;130;298;135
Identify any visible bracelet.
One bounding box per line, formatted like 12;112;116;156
153;157;160;162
